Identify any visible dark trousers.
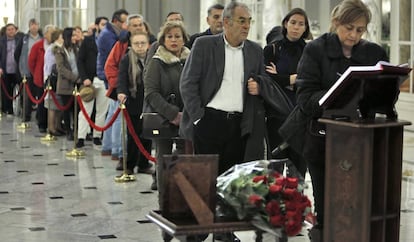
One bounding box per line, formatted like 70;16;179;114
60;94;74;132
35;86;48;130
21;78;47;128
193;107;245;175
1;73;19;114
126;114;152;170
267;116;307;178
303;132;326;226
22;76;34;121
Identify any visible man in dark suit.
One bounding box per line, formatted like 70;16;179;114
185;3;224;49
180;3;273;241
0;23;21;116
180;1;270;174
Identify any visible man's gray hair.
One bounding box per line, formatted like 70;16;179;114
127;14;145;25
43;24;56;34
222;1;250;20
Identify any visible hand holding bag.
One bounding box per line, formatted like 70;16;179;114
141;94;179;139
141;112;179;139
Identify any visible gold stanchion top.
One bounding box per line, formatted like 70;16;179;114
120;103;126;109
22;75;27;83
73;85;79;96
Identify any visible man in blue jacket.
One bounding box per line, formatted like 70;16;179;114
96;9;128;158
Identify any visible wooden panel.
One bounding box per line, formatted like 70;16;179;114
324;124;373;242
173;171;214;225
159;154;219;221
321;120;408;242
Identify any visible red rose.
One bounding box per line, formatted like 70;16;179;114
300;196;312;209
285;200;301;212
285;210;302;221
248;194;263;206
269;214;284;227
252;175;267;184
271;171;283;178
284;218;302;236
275;177;286;186
265;200;281;215
286;177;299;189
283;188;297;198
269;184;283;194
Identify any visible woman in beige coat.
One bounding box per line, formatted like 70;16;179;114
53;27;79;140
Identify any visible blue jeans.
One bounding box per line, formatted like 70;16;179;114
102;99;123;158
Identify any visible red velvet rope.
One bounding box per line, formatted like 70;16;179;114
122;108;156;162
76;95;120;132
76;95;155;161
0;78;22;100
50;90;74;111
24;83;48;104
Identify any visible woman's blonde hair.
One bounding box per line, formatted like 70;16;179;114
329;0;371;32
157;21;189;46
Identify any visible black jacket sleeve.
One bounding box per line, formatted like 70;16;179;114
117;54;129;96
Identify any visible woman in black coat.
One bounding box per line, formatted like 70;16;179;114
280;1;388;241
117;32;152;176
263;8;311;179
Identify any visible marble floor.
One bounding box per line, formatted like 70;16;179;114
0;114;413;242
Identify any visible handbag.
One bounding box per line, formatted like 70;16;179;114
44;64;58;91
141;112;179;139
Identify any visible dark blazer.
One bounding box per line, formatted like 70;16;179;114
185;28;213;49
0;35;21;74
77;34;97;82
180;33;271;161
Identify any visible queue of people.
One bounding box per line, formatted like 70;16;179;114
0;1;388;241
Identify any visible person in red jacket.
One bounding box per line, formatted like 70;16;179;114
28;24;56;132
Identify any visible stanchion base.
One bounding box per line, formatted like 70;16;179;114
66;148;86;157
17;122;31;129
114;173;137;183
40;134;57;142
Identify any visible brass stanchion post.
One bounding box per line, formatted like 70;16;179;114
41;80;56;142
66;86;85;157
17;75;30;130
115;103;136;182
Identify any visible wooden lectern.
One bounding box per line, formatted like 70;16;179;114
319;62;412;242
320;118;410;242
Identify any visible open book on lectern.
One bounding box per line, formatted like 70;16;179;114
319;61;412;107
318;61;412;121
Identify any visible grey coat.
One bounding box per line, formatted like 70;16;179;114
53;45;79;95
144;45;190;121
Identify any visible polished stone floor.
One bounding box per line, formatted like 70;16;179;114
0;114;413;242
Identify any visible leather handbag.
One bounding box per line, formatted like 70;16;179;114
141;112;179;139
44;64;58;91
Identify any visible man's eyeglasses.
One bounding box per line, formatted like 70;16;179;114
132;41;148;46
232;17;254;26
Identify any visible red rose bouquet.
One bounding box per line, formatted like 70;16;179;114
217;160;312;238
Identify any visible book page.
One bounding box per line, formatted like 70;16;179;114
319;61;412;106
